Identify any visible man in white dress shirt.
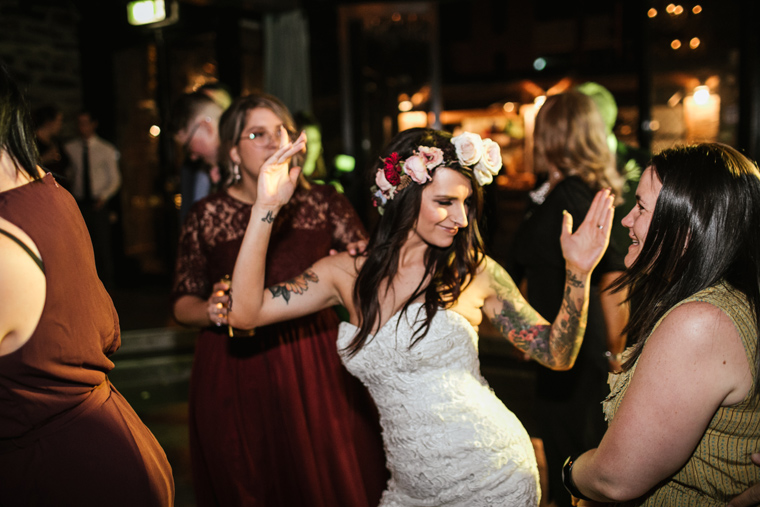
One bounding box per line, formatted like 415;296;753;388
63;110;121;287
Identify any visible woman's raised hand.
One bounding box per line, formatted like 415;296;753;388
560;188;614;274
256;126;307;210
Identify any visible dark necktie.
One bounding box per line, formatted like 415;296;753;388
82;139;92;204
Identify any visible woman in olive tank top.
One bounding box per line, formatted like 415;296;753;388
564;143;760;506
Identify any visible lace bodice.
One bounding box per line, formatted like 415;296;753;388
338;305;539;506
172;184;366;302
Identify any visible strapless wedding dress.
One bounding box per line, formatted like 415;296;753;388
337;304;539;506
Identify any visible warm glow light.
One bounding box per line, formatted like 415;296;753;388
674;5;684;15
534;95;546;107
411;92;425;105
503;102;515;113
397;111;428;131
668;91;683;108
671;39;682;50
648;8;658;17
392;12;401;22
649;120;660;131
693;85;710;105
693;5;702;14
666;3;676;13
149;125;161;137
398;100;413;112
684;89;720;142
690;37;701;49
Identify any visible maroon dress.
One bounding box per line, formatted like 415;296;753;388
172;185;388;507
0;174;174;506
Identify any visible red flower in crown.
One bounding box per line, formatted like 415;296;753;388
383;152;402;185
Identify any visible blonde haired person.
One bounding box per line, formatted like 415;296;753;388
508;90;629;506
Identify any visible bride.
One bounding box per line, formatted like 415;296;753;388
229;127;614;506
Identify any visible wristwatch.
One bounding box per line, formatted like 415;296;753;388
562;454;592;501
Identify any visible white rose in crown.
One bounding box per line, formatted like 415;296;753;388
451;132;484;167
403;154;432;184
473;165;494;186
474;138;503;176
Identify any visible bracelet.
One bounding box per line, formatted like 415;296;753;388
562;454;592;501
604;350;622;362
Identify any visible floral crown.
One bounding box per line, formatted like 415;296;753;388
371;132;503;214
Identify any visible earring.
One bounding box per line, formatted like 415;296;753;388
232;163;241;184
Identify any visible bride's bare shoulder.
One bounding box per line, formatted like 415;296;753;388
316;251;365;281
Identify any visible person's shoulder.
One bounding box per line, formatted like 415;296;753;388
303;182;339;201
554;176;593;199
315;250;364;279
186;190;235;218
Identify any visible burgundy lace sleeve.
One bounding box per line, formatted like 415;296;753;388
171;206;210;303
326;188;367;251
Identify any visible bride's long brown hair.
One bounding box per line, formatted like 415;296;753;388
344;128;486;357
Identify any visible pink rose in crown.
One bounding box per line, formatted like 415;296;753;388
403;154;431;184
451;132;484;167
417;146;444;169
477;138;503;174
375;169;393;193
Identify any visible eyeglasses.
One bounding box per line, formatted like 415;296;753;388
239;128;293;147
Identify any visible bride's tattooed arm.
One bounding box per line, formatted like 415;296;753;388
268;268;319;304
486;261;588;370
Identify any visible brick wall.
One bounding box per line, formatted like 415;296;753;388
0;0;82;137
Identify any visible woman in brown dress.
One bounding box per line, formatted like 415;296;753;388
0;64;174;505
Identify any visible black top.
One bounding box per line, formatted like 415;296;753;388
507;176;627;394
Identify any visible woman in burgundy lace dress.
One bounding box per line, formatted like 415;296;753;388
171;93;387;506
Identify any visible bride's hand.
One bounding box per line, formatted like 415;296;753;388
256;126;307;210
560;188;614;274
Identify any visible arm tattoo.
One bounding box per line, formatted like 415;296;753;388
261;210;276;223
268;268;319;304
566;269;584;288
488;264;585;369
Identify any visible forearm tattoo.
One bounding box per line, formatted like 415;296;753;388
261;210;276;223
488;265;586;368
268;268;319;304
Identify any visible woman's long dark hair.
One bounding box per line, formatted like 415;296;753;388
613;143;760;395
344;128;486;357
0;62;40;180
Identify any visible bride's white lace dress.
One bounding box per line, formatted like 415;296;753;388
337;303;540;507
